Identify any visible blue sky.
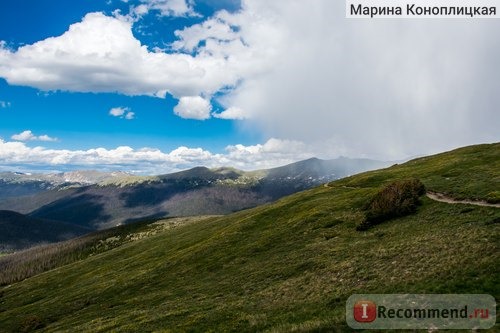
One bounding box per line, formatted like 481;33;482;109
0;0;498;174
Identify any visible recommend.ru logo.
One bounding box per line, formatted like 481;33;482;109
346;294;496;329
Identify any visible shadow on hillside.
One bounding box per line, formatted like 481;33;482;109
29;194;111;229
124;212;169;224
119;180;211;208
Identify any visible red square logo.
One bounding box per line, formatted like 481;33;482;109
353;300;376;323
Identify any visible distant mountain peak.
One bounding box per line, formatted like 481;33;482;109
304;157;321;162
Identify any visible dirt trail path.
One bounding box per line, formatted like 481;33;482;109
426;191;500;208
322;183;499;208
323;183;359;189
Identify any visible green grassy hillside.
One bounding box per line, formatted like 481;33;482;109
0;143;498;332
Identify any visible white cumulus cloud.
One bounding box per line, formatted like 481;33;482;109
174;96;212;120
0;138;314;174
109;107;127;117
0;12;244;103
109;106;135;119
133;0;196;18
0;6;278;122
11;130;58;142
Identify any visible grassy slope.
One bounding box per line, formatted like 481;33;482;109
340;143;500;203
0;143;498;332
0;217;215;286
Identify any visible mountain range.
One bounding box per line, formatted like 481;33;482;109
0;170;132;199
0;157;389;250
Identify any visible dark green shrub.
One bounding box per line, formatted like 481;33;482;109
357;178;426;231
485;191;500;204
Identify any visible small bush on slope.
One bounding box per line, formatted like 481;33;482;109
357;178;426;231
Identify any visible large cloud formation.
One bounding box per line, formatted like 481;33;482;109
0;138;314;174
0;12;241;98
0;0;499;160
